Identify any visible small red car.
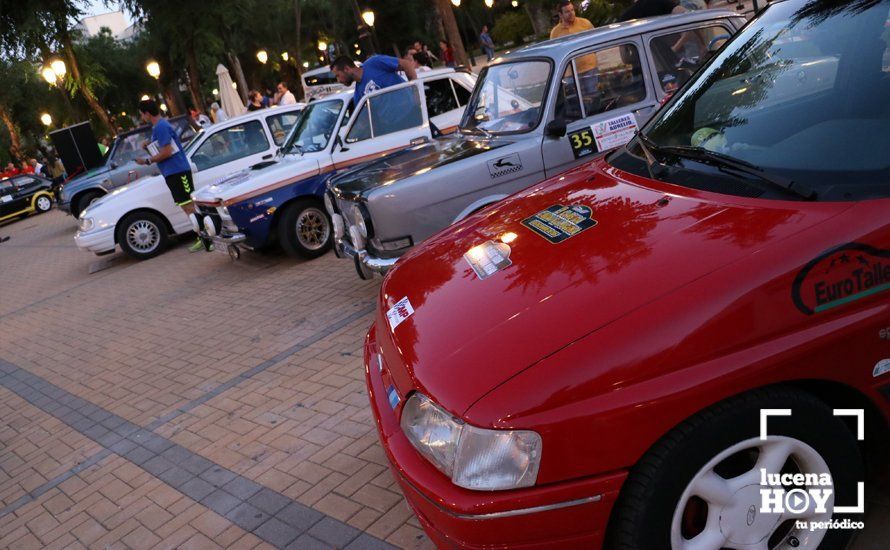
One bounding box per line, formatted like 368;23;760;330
365;0;890;548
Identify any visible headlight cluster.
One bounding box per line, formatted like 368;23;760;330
400;393;542;491
349;203;368;238
78;217;95;232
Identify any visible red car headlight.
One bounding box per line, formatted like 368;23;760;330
400;393;542;491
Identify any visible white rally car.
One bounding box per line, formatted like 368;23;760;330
74;104;305;259
190;68;477;260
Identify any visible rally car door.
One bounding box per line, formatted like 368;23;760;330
330;80;430;171
541;36;657;179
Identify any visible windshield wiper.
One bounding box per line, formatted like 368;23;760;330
658;145;816;200
635;132;667;180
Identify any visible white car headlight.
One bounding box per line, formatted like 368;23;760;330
78;217;95;232
400;393;542;491
349;203;367;238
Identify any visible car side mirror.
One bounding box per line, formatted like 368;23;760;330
545;119;567;139
110;161;118;169
335;135;349;152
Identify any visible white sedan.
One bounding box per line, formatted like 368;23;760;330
74;104;304;260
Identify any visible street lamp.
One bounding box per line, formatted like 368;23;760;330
317;40;327;52
40;113;52;126
361;9;375;27
140;94;150;101
41;66;58;85
146;60;161;79
512;0;519;6
302;61;309;68
256;50;268;64
212;88;219;96
281;52;289;61
484;0;494;7
451;0;460;6
50;59;66;79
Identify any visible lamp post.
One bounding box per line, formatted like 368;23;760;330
145;60;166;111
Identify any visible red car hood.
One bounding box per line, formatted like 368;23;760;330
376;159;849;417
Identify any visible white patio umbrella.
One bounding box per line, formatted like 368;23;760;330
216;64;246;118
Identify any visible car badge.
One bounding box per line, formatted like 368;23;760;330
874;359;890;378
464;241;512;280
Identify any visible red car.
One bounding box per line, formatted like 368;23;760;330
365;0;890;548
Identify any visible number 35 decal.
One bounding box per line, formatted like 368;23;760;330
568;128;598;159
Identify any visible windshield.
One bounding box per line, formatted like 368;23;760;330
460;60;551;135
628;0;890;201
282;99;343;154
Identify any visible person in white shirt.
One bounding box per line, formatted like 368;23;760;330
29;158;43;175
210;102;228;123
275;82;297;105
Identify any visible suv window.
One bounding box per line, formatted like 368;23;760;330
577;43;647;117
650;25;732;92
266;111;301;146
192;120;269;171
425;78;458;117
112;130;150;165
346;86;423;142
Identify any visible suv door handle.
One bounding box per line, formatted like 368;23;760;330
262;154;273;160
410;137;429;146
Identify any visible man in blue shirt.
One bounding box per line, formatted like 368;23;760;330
135;99;207;252
330;55;417;108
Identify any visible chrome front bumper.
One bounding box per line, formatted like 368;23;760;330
336;239;399;279
332;213;397;279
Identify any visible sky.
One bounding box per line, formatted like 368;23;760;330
81;0;135;25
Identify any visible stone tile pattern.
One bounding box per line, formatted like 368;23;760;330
0;212;431;548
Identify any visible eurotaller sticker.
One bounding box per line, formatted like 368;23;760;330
792;243;890;315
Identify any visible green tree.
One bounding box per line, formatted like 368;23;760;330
492;11;534;45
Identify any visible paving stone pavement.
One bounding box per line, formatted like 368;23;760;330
1;210;888;549
0;211;433;549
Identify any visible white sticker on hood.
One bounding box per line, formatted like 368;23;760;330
386;297;415;332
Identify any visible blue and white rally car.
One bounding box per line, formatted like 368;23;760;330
190;68;477;259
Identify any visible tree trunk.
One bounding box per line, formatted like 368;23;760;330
227;52;249;104
524;2;552;38
293;0;305;100
436;0;470;67
0;105;23;162
60;33;115;135
184;40;205;111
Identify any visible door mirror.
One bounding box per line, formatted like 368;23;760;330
545;119;567;139
334;134;349;152
109;161;119;169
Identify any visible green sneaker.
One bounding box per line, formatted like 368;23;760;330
188;238;205;252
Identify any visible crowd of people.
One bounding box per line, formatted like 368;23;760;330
1;157;65;183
